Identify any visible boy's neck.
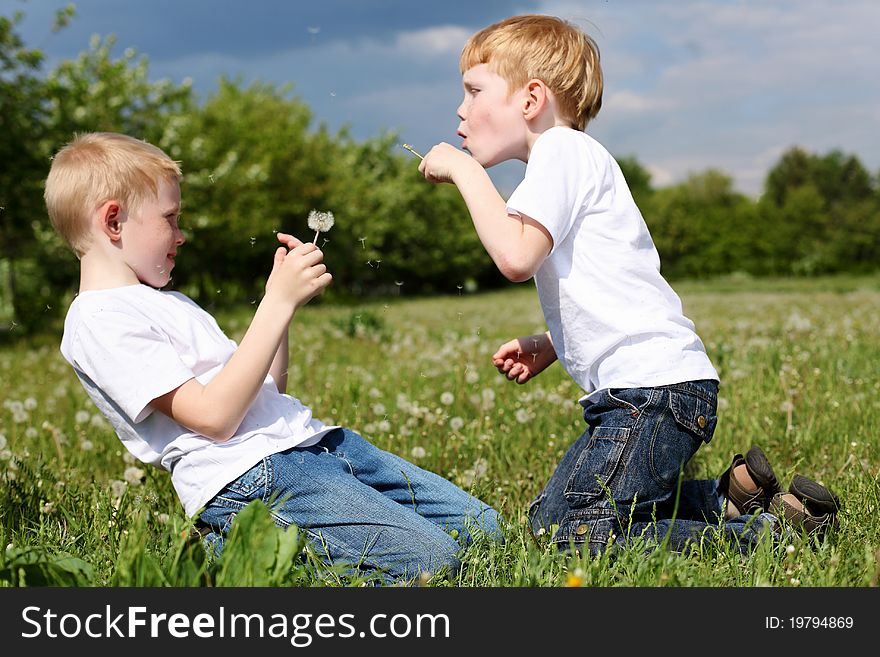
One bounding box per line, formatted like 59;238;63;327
78;249;143;292
525;114;574;158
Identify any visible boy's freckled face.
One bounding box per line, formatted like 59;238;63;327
457;64;529;167
122;179;185;288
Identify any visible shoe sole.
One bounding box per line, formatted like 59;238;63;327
789;474;841;516
744;446;781;498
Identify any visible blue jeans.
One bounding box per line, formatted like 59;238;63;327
198;428;502;582
529;381;777;556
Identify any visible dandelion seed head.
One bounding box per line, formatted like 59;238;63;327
23;397;37;410
123;466;145;486
75;410;91;425
440;391;454;406
90;414;108;428
110;480;127;498
450;416;465;431
307;210;335;233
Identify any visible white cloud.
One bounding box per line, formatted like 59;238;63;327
536;0;880;194
605;90;678;115
395;25;471;57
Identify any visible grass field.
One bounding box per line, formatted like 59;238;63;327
1;274;878;586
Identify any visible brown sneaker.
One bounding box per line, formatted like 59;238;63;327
770;474;841;538
717;445;782;515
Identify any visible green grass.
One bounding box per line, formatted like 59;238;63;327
1;274;879;587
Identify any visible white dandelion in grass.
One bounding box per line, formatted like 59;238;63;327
124;466;145;486
307;209;335;244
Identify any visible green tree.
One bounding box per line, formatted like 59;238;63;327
164;78;335;304
1;10;194;331
761;147;879;274
616;155;654;209
0;10;54;330
647;170;756;279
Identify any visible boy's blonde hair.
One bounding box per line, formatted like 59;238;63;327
44;132;181;257
460;14;603;130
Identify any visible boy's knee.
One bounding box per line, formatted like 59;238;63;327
467;506;504;544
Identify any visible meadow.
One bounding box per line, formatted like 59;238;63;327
1;274;878;587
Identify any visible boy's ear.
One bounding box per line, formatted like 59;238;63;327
98;200;124;242
522;79;550;121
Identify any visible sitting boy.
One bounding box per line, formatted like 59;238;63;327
417;14;839;554
46;131;501;583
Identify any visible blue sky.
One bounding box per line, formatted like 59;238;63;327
4;0;879;197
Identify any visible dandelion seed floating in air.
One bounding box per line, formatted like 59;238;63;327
401;143;424;159
307;209;335;245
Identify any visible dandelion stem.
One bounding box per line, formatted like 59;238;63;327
401;143;424;160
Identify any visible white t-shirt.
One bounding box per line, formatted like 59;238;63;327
60;284;336;517
506;126;718;400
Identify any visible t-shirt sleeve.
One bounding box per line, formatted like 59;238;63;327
506;129;597;254
69;310;196;424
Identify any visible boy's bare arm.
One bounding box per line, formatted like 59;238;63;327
269;329;290;394
267;232;301;394
419;143;552;282
151;241;330;441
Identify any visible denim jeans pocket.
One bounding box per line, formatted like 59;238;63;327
222;457;271;501
563;425;630;507
552;512;618;555
668;387;718;444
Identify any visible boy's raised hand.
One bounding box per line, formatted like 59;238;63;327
419;142;477;184
492;332;558;384
276;232;304;250
265;236;332;310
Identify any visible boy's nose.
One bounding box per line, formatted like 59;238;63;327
456;100;466;120
174;227;186;245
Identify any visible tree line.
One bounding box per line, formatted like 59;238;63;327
2;9;878;332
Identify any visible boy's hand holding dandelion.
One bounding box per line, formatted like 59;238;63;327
265;237;332;312
493;332;558;384
418;142;479;185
